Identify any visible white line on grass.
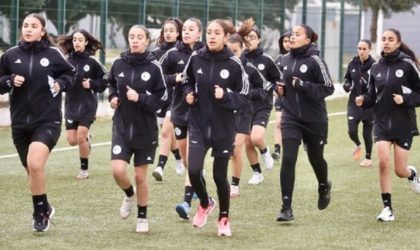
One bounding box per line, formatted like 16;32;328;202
0;111;346;159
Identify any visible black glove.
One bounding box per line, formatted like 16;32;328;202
343;82;352;92
292;77;304;88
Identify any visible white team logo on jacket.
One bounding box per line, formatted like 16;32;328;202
83;65;90;72
395;69;404;78
113;145;122;155
220;69;230;79
258;64;265;70
141;72;151;81
40;58;50;67
300;64;308;73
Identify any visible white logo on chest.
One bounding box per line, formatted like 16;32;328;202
40;58;50;67
83;64;90;72
220;69;230;79
141;72;151;81
258;64;265;70
300;64;308;73
395;69;404;78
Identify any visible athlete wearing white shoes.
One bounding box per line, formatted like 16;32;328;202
243;26;281;184
356;28;420;221
108;25;167;233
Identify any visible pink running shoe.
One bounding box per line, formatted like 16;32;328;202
192;197;216;228
217;217;232;237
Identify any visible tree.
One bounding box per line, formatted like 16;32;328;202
347;0;420;43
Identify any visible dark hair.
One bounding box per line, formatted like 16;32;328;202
129;25;150;40
359;39;372;49
157;17;183;45
278;31;291;54
385;28;419;66
22;13;52;43
297;24;318;43
58;29;104;56
184;18;203;32
250;25;261;39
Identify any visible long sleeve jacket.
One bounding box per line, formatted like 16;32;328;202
108;50;167;149
160;41;204;126
65;51;107;121
0;40;75;127
183;46;249;144
244;47;282;108
362;50;420;137
279;44;334;124
343;55;375;108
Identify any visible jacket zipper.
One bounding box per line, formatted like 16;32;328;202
206;57;215;141
291;58;302;118
385;65;392;132
128;68;136;141
26;49;34;124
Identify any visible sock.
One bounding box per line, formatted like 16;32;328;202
171;149;181;160
275;144;281;153
231;176;240;186
408;168;416;181
251;163;262;173
219;211;229;220
32;194;48;214
80;158;88;170
366;153;371;160
137;205;147;219
282;195;292;208
184;185;194;206
259;147;268;155
381;193;392;208
123;185;135;198
157;155;168;170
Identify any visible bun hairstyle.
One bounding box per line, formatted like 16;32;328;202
360;39;372;49
298;24;318;44
22;13;52;43
58;29;104;56
157;17;183;45
207;18;236;36
385;28;419;66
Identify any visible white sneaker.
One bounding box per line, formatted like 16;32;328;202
377;206;395;222
230;185;239;198
152;167;164;181
248;172;264;185
76;170;89;180
175;160;185;176
136;218;149;233
262;148;274;170
120;195;135;219
408;165;420;193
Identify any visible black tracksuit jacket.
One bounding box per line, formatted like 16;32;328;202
152;41;176;61
343;55;375;109
244;47;282;109
160;41;204;127
279;44;334;124
65;51;107;122
0;40;75;127
183;46;249;146
362;50;420;138
108;50;167;149
240;54;267;113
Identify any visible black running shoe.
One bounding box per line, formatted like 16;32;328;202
277;205;294;222
318;180;332;210
33;205;55;232
271;152;281;160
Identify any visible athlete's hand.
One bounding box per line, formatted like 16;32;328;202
214;85;224;99
13;74;25;87
52;81;61;93
393;93;404;105
186;92;195;105
275;81;285;96
110;97;119;109
355;95;364;106
82;78;91;89
126;85;139;102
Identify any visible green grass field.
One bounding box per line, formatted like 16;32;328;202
1;97;420;249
